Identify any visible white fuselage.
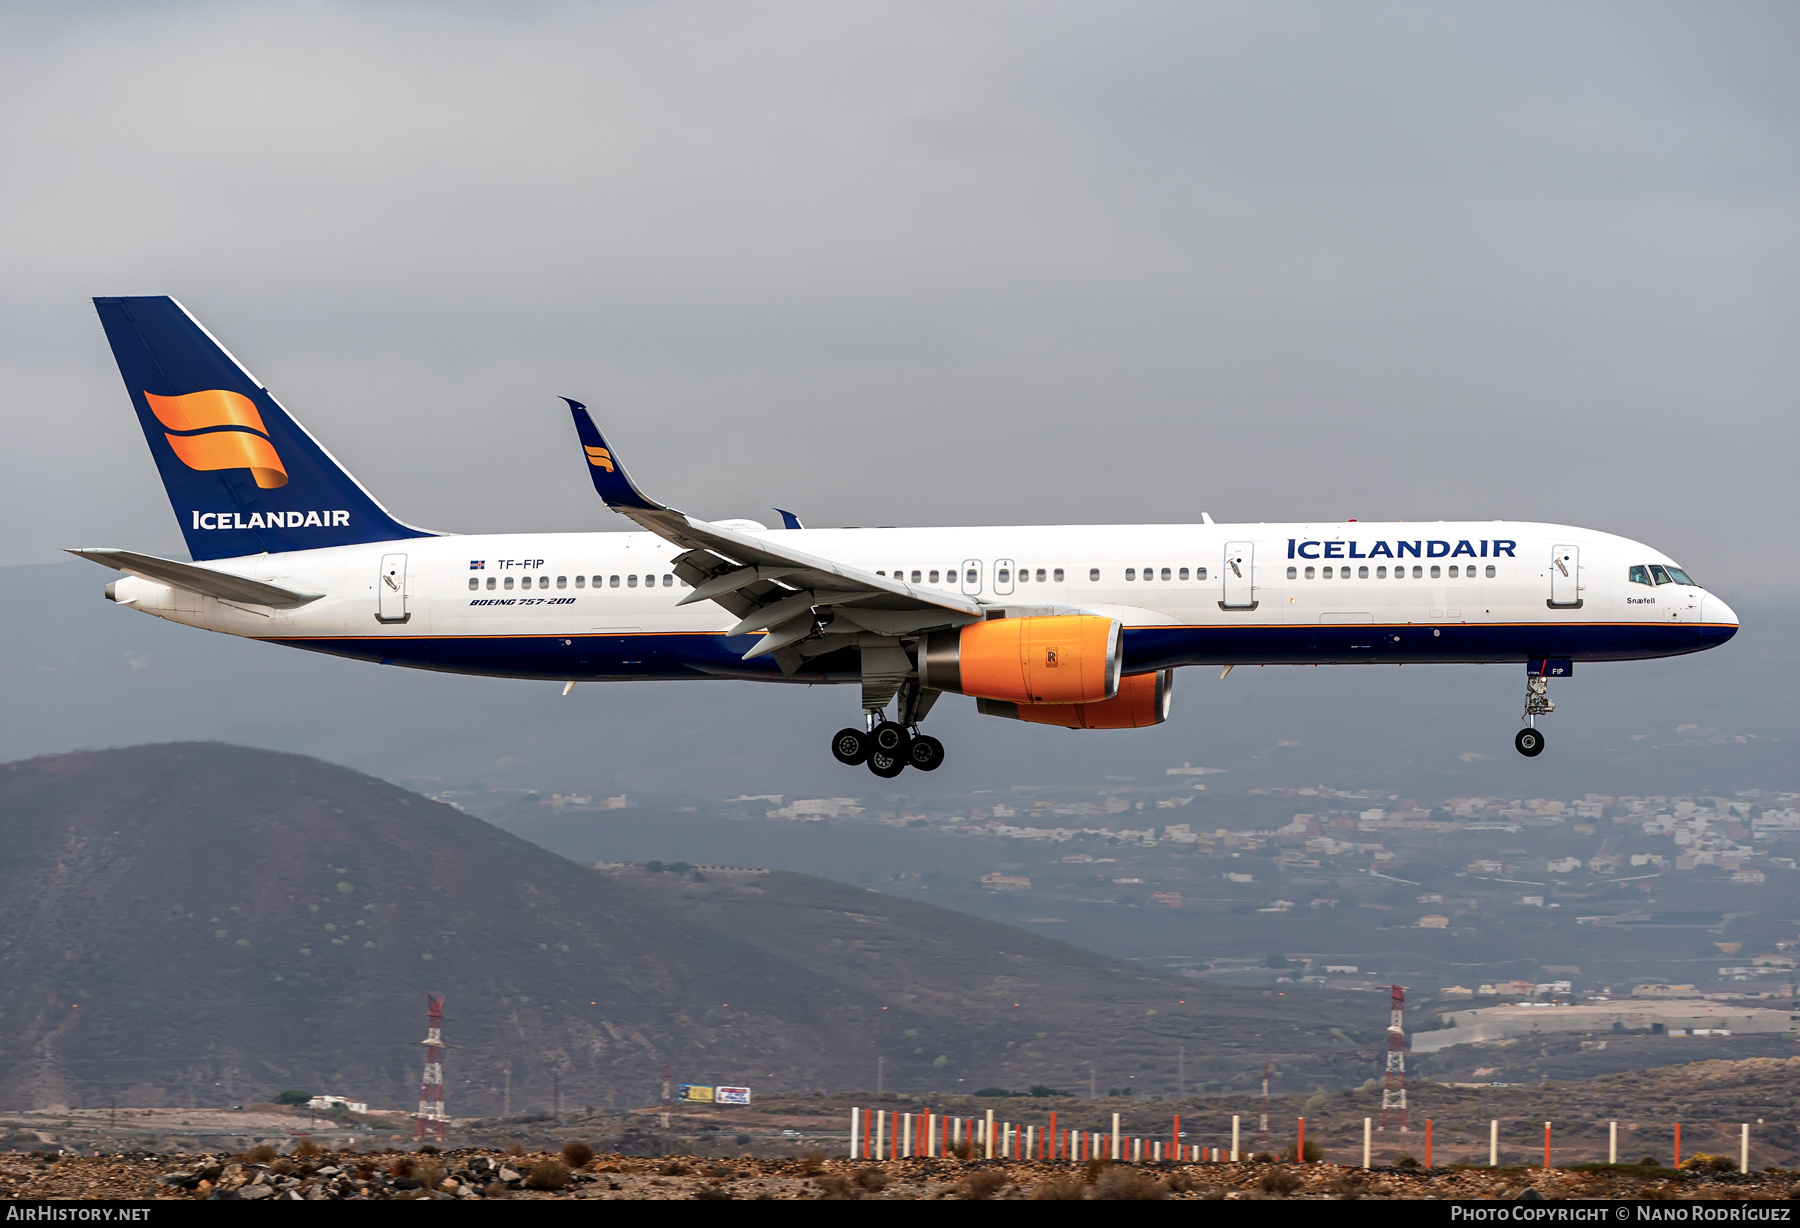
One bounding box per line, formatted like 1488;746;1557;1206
103;519;1737;684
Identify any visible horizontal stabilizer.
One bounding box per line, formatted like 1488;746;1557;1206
68;548;323;608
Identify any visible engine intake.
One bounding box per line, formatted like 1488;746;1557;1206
977;669;1173;729
918;614;1121;705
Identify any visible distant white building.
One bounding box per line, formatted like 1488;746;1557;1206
1417;914;1450;929
1546;857;1582;874
768;797;863;820
307;1095;367;1114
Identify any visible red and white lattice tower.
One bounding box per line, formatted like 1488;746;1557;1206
1379;984;1407;1132
414;994;448;1141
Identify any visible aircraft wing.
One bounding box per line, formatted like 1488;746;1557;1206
67;548;323;608
562;399;982;663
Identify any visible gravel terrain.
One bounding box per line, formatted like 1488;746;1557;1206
1;1149;1797;1200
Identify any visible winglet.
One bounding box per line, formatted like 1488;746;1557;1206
562;398;664;512
774;508;804;530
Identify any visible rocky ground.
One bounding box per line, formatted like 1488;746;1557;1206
0;1149;1797;1200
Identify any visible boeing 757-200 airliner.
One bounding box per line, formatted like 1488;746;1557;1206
74;296;1739;776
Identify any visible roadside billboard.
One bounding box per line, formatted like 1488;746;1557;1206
715;1086;751;1105
676;1085;714;1103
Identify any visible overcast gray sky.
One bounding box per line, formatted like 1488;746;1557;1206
1;3;1795;797
2;1;1794;593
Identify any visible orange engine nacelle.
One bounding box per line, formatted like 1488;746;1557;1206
918;614;1121;705
977;669;1173;730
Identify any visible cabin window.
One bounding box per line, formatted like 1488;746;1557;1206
1666;566;1694;585
486;577;496;590
575;575;586;588
1179;567;1189;580
1089;569;1100;581
592;576;604;588
663;574;673;587
1375;566;1386;578
1304;566;1315;579
1124;568;1136;581
1648;564;1673;585
468;577;479;591
1629;565;1652;585
1429;565;1441;579
504;577;514;590
628;575;638;587
1485;564;1496;578
928;570;940;583
1032;568;1043;582
1448;565;1459;578
1357;566;1368;579
1286;566;1298;579
609;575;620;588
1053;568;1064;582
1195;567;1207;580
540;576;551;589
1161;567;1172;581
997;568;1011;584
911;570;921;582
1321;566;1333;579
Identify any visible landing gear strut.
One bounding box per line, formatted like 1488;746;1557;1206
1516;669;1555;757
828;682;946;775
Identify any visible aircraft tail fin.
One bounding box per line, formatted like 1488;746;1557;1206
92;296;433;561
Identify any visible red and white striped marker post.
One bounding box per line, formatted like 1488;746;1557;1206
1173;1115;1181;1162
1297;1117;1306;1164
1543;1121;1551;1170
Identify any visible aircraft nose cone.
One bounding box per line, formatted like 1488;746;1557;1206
1701;594;1740;644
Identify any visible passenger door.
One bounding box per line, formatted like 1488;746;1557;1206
992;558;1016;597
377;553;410;623
1221;542;1257;610
1549;545;1581;609
960;558;982;597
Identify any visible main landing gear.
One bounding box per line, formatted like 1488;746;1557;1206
830;719;946;777
830;684;945;777
1514;667;1556;758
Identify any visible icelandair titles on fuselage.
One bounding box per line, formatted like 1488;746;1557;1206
1288;538;1517;560
192;510;350;530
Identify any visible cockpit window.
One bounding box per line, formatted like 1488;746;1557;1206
1628;565;1652;586
1665;566;1695;586
1648;564;1673;585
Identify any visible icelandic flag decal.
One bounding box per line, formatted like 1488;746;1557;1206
470;560;485;570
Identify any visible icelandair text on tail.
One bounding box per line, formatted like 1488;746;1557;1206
192;510;349;530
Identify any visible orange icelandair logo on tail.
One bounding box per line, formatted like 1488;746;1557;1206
144;389;288;489
584;445;614;472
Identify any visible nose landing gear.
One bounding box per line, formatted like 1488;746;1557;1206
1515;660;1564;757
